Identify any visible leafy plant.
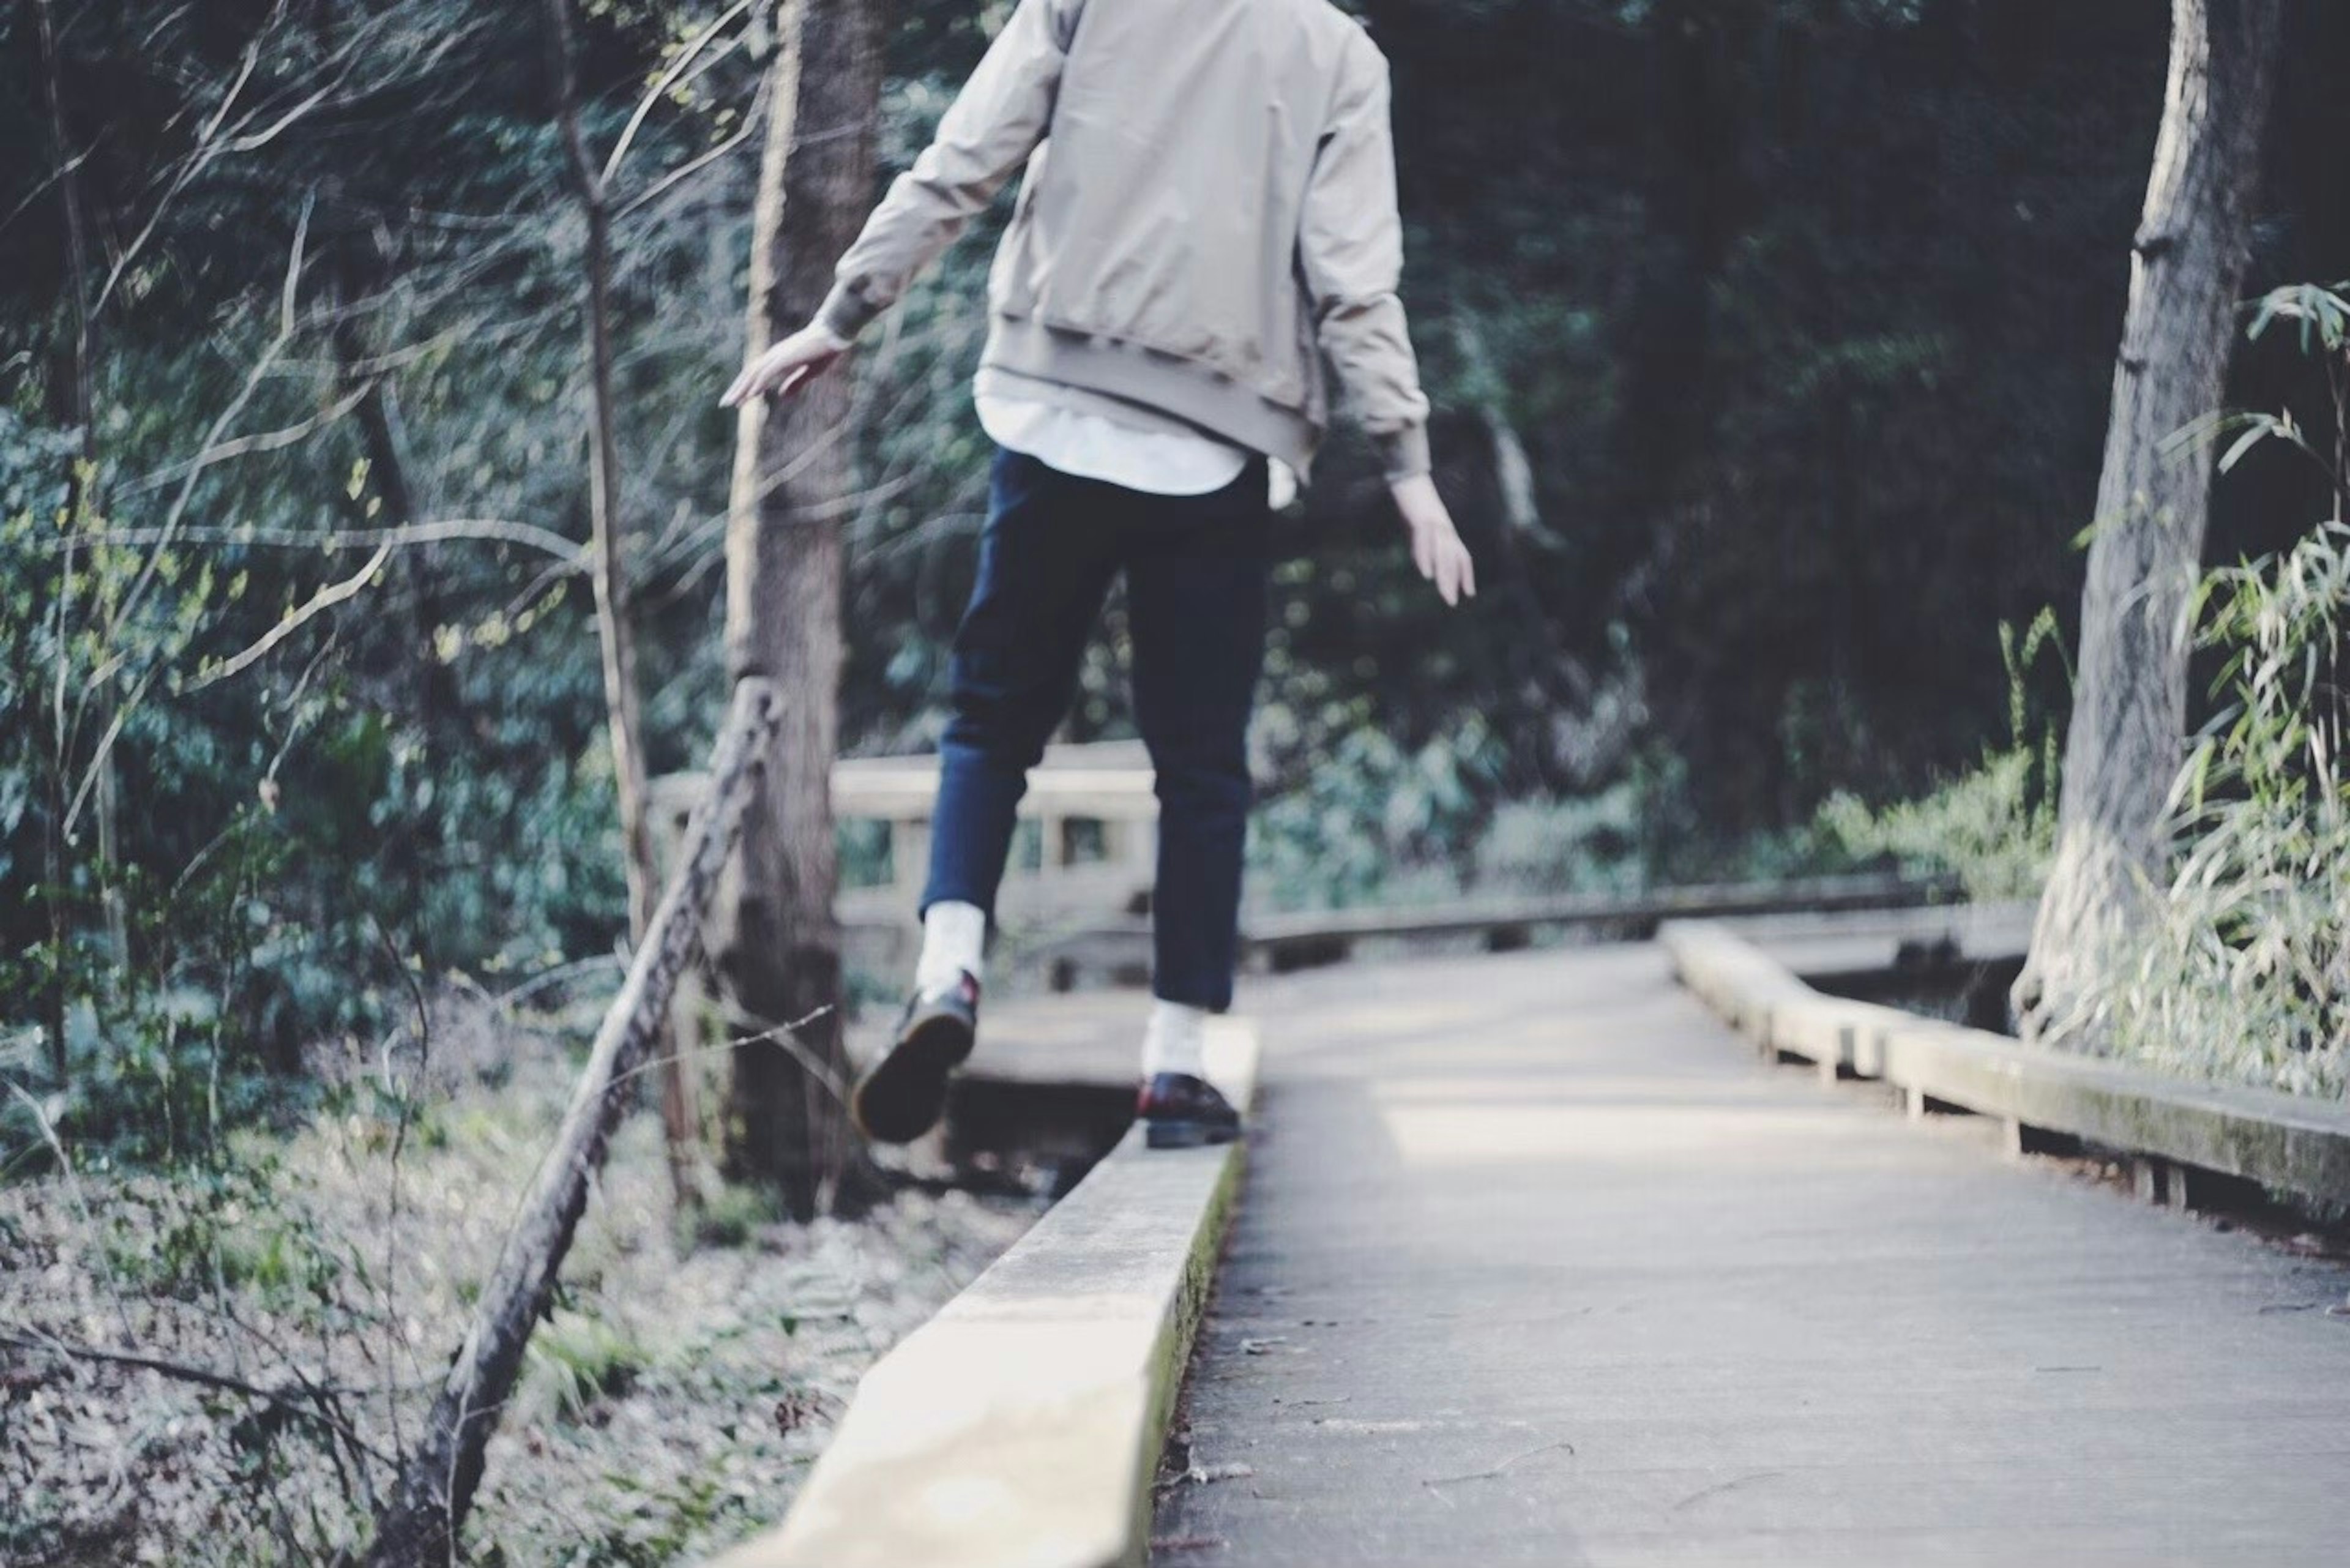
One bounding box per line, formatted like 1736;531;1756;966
1815;608;2067;904
1247;715;1504;910
2043;283;2350;1091
523;1308;650;1425
2071;521;2350;1092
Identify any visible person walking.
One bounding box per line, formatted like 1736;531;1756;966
722;0;1474;1150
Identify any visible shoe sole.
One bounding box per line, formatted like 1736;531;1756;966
852;1009;975;1144
1143;1118;1242;1151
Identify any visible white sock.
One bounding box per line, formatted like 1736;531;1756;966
1141;999;1210;1080
915;900;986;998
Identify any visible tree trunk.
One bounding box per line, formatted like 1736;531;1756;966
545;0;706;1211
363;681;782;1568
714;0;882;1218
30;0;91;464
2014;0;2281;1043
31;0;95;1080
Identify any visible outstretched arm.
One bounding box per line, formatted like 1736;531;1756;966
1299;32;1473;607
723;0;1081;407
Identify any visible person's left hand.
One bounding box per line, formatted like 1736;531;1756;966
721;323;849;408
1390;473;1477;607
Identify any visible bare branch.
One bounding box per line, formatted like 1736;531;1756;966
221;76;346;157
615;119;758;220
59;659;165;843
279;187;312;335
364;680;785;1565
181;540;393;695
89;21;266;320
1;1328;394;1466
49;519;584;565
119;382;373;496
105;195;315;658
602;0;755;189
0;141;93;242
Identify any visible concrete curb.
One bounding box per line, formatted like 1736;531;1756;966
702;1021;1259;1568
1661;919;2350;1210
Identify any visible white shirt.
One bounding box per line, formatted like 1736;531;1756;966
811;321;1292;504
975;390;1248;496
977;389;1302;509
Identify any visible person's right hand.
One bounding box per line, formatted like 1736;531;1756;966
1390;474;1477;607
721;323;849;408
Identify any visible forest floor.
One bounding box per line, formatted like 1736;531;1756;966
0;990;1039;1567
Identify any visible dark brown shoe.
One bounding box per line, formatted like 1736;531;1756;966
853;971;979;1144
1138;1072;1242;1150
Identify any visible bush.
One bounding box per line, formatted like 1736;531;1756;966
2048;285;2350;1092
1246;715;1504;911
2080;520;2350;1093
1815;610;2064;904
523;1308;649;1425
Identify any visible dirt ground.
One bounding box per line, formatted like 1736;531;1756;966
0;998;1039;1566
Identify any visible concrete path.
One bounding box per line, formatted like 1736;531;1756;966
1153;944;2350;1566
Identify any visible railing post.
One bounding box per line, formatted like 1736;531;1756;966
893;815;930;905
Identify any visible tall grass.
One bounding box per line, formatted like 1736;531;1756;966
2080;520;2350;1092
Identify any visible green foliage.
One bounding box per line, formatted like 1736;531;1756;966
1;459;299;1156
1472;785;1650;895
100;1149;354;1312
548;1469;737;1568
2246;280;2350;360
1247;715;1505;909
523;1308;649;1424
2044;285;2350;1091
2080;540;2350;1092
4;0;2278;1073
1816;610;2065;903
0;0;741;1166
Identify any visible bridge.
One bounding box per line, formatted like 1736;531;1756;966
700;909;2350;1566
435;723;2350;1567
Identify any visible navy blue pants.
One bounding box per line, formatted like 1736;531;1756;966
923;446;1271;1012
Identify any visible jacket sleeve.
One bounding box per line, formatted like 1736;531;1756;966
1297;32;1432;480
817;0;1083;340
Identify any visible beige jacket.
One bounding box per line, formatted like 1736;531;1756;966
818;0;1431;480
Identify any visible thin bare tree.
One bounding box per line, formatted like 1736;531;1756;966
714;0;883;1217
543;0;708;1211
29;0;91;1084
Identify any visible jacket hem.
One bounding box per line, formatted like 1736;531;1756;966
982;315;1324;479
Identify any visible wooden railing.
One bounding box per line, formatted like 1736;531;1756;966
652;744;1959;990
1664;917;2350;1212
650;739;1160;930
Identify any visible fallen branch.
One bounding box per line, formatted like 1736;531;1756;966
360;677;781;1567
0;1329;391;1465
600;0;756;189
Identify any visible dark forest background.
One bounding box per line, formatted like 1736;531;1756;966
4;0;2348;1056
6;3;2349;1559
